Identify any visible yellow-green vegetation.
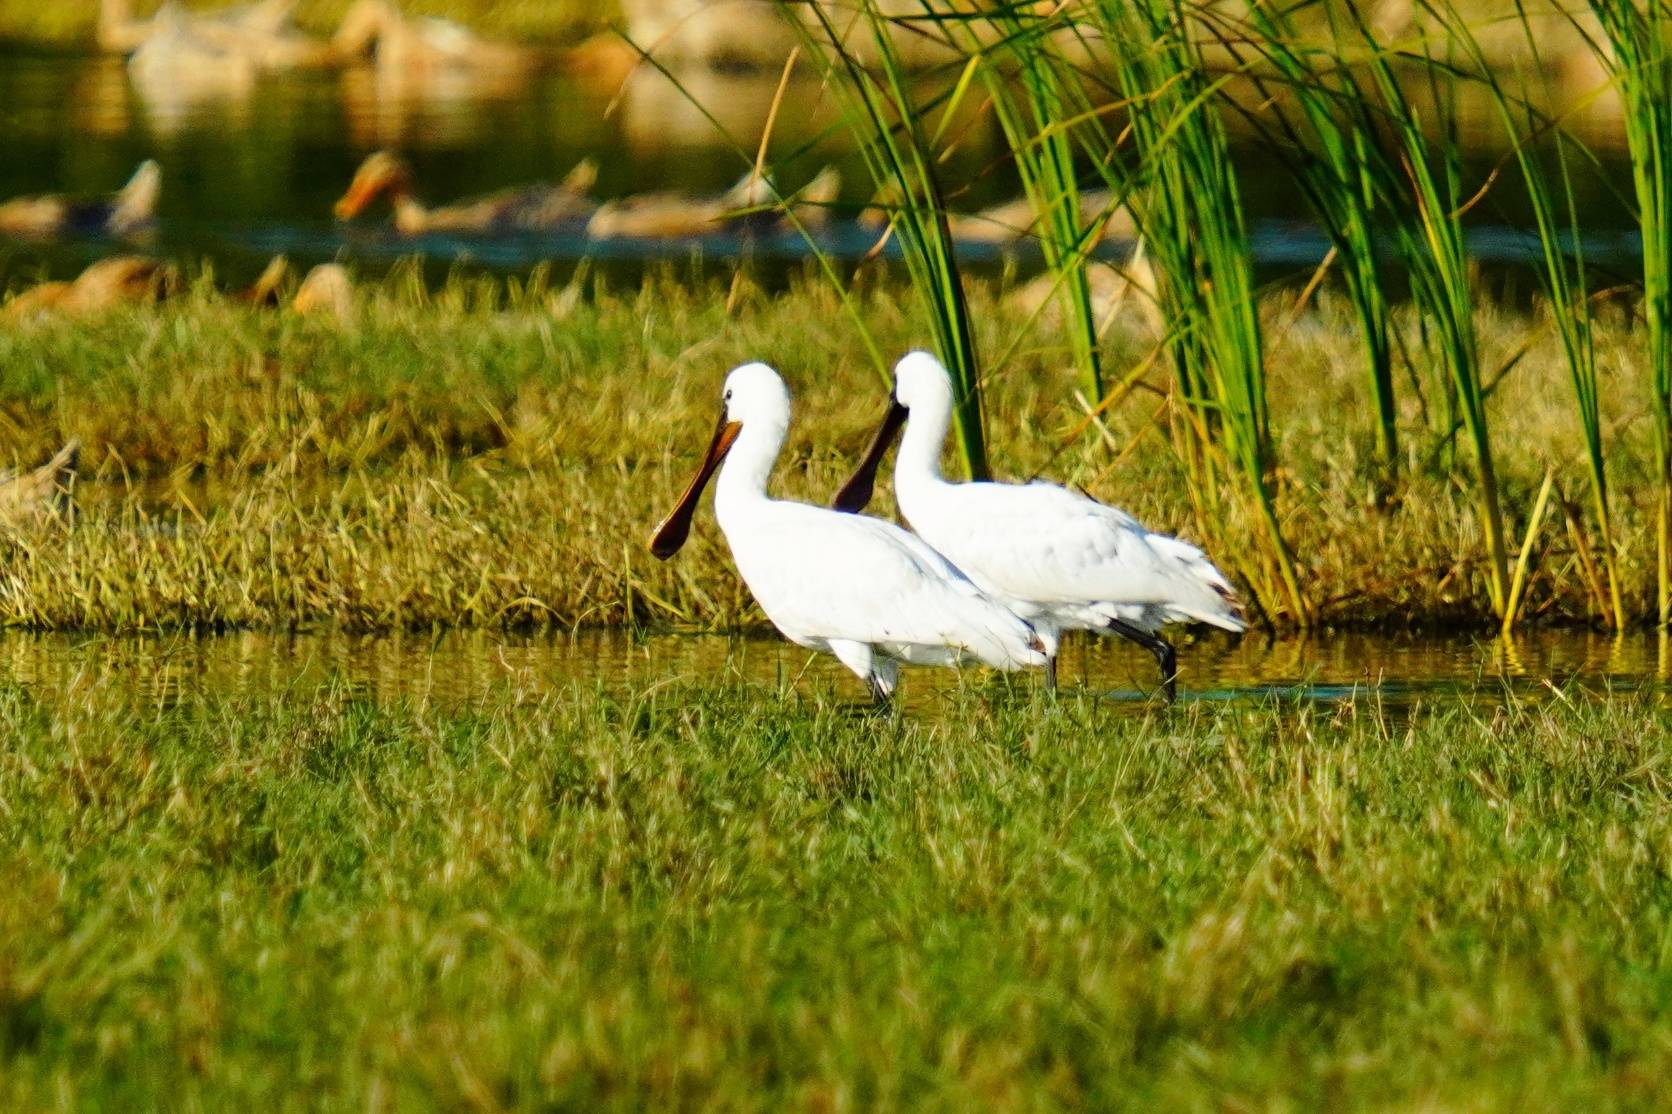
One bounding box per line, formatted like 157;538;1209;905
0;0;613;48
1;676;1670;1108
0;270;1661;632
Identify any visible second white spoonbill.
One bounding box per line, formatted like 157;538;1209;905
832;351;1245;699
650;362;1048;705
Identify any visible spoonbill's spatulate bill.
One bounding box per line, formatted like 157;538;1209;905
649;362;1048;704
832;351;1246;699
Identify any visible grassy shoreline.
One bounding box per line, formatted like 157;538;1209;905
0;270;1663;633
2;679;1670;1108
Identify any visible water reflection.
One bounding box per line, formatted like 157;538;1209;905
338;62;532;149
613;65;846;154
1;627;1665;714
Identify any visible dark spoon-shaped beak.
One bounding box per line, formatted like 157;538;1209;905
649;409;743;559
830;397;907;514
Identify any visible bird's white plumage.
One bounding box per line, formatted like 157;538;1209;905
884;351;1245;653
682;362;1046;697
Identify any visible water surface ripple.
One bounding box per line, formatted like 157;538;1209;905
3;628;1666;714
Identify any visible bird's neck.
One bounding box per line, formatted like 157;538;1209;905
715;419;784;522
896;395;952;499
392;193;428;233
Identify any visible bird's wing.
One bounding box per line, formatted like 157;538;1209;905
730;503;1038;663
929;481;1241;625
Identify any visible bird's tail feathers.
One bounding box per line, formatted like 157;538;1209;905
1149;535;1247;632
1171;601;1247;633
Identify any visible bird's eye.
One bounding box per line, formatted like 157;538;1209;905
724;390;732;402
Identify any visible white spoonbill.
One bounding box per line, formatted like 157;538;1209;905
832;351;1245;699
649;362;1048;704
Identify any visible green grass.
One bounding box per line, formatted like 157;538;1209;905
2;675;1671;1108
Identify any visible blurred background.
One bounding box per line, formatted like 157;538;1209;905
0;0;1646;292
0;0;1015;286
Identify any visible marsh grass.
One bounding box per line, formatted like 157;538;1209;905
0;272;1665;630
751;0;1672;635
1477;20;1624;627
1585;0;1672;625
1356;14;1513;618
1081;0;1305;625
1236;3;1399;482
2;676;1671;1108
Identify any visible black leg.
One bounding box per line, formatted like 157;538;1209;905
1107;619;1178;703
866;674;892;709
1044;655;1058;693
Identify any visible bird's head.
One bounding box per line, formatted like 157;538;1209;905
648;362;787;560
333;151;412;220
830;349;954;514
719;361;790;431
891;349;955;415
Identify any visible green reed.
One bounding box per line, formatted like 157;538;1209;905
1586;0;1672;625
1351;8;1511;617
1475;21;1624;628
1079;0;1307;624
1239;1;1400;482
783;0;990;479
966;3;1107;405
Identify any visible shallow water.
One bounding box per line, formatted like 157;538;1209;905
2;626;1665;714
0;47;1003;286
0;46;1644;288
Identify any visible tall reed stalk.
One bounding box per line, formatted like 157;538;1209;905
965;4;1105;404
1586;0;1672;624
784;0;989;478
1356;10;1512;616
1239;2;1399;481
1474;23;1624;627
1081;0;1307;623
